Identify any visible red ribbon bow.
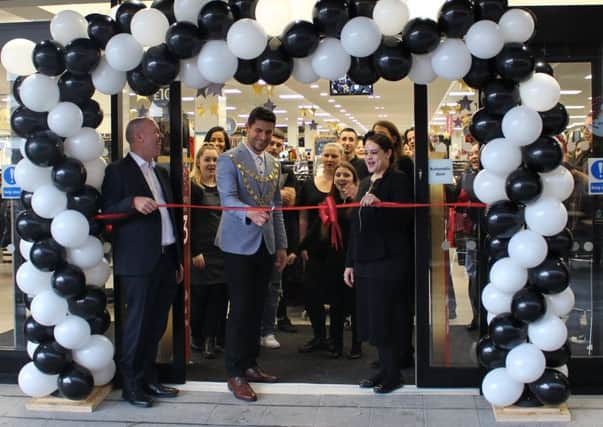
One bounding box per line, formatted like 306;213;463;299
318;195;343;250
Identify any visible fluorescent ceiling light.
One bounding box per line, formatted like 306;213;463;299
449;91;475;96
276;124;287;127
223;89;242;94
560;90;582;95
310;84;320;89
273;109;287;114
238;114;249;118
340;109;347;113
335;104;341;108
585;74;592;80
280;94;304;99
182;97;195;101
569;115;587;119
315;112;330;117
328;99;335;103
226;106;236;110
564;105;585;109
185;111;194;115
320;92;328;96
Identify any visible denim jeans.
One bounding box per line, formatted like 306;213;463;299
261;280;282;337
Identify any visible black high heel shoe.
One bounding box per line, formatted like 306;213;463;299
359;373;383;388
373;376;404;394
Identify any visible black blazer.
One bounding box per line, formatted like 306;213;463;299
101;154;182;276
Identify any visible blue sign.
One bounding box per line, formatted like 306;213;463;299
2;165;21;199
591;159;603;180
3;165;16;185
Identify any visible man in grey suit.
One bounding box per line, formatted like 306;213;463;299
215;107;287;402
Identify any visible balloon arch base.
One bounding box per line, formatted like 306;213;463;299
492;402;571;423
25;384;112;413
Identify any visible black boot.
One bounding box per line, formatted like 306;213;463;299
277;317;298;333
203;337;217;359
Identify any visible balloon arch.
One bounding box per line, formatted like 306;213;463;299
1;0;574;407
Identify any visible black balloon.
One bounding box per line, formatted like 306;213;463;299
52;158;87;193
313;0;350;38
79;99;104;129
481;79;520;116
20;191;34;210
12;76;25;105
86;14;119;49
463;57;498;90
16;210;52;242
88;309;111;335
486;235;509;260
152;0;176;24
11;107;49;138
127;65;160;96
545;228;574;258
402;18;440;54
88;218;105;237
373;36;412;81
534;59;554;76
505;166;542;204
486;200;524;238
115;0;146;33
32;40;66;76
528;369;571;405
234;59;259;84
496;43;535;82
64;38;101;75
141;43;179;86
229;0;257;20
470;108;503;143
52;264;86;299
198;1;234;39
511;287;546;323
515;386;545;408
25;130;64;167
489;312;528;350
68;286;107;319
59;72;95;104
476;336;509;369
30;238;66;272
166;22;205;59
523;136;563;173
33;342;72;375
529;257;570;295
544;343;571;367
474;0;508;21
281;21;320;58
24;316;54;344
58;364;94;401
349;0;376;17
67;185;101;218
348;56;379;85
257;40;293;86
540;103;569;136
438;0;474;38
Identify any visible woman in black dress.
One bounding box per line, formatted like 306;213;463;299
344;132;413;393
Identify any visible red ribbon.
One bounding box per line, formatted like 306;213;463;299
318;195;343;250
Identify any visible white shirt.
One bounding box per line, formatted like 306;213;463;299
129;152;176;246
243;142;265;176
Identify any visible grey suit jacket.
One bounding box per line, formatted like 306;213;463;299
214;143;287;255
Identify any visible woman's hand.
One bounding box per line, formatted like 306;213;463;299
360;192;381;207
343;267;354;288
340;182;358;201
192;254;206;270
286;253;297;265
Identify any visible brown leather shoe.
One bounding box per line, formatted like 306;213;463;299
244;367;278;383
227;377;257;402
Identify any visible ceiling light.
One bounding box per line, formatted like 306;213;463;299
223;89;242;94
324;119;337;122
315;112;330;117
328;99;335;103
273;109;287;114
564;105;585;109
185;111;194;115
449;91;475;96
340;109;346;113
320;92;328;96
280;94;304;99
560;90;582;95
310;84;320;89
276;124;287;128
236;122;246;126
226;106;236;111
238;114;249;118
585;74;592;80
335;104;341;108
182;97;195;101
569;115;587;119
373;95;381;99
345;113;352;117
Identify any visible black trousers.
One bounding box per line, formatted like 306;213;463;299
190;284;228;341
118;245;178;391
223;243;274;377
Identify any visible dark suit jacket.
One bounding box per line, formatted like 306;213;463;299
101;154;182;276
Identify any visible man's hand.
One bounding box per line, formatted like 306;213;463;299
343;267;354;288
133;196;158;215
246;209;271;226
281;187;296;206
274;249;287;272
286;252;297;265
192;254;205;270
176;264;184;284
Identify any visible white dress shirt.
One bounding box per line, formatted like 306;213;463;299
243;142;265;176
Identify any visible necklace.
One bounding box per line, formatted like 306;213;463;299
229;153;279;206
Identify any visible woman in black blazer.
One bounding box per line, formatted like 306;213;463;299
344;132;413;393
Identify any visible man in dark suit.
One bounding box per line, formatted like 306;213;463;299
101;117;183;408
338;127;369;180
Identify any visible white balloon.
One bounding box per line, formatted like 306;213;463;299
65;128;105;162
408;53;436;85
487;312;496;325
490;257;528;294
480;138;522;177
227;19;268;60
473;169;509;205
519;73;561;112
499;9;535;43
27;341;40;359
50;10;88;47
91;56;127;95
481;283;513;315
291;0;315;22
482;368;524;407
18;362;58;398
14;157;52;192
505;343;546;383
464;20;504;59
16;262;53;296
508;229;548;269
174;0;210;25
545;287;575;317
105;34;144;72
502;105;543;147
84;158;107;190
51;210;90;249
73;335;115;371
340;17;382;58
131;8;170;47
431;39;472;81
311;38;351;81
67;236;104;270
47;102;84;138
540;166;575;202
372;0;410;36
84;258;111;288
292;57;319;84
54;315;91;350
19;74;60;112
197;40;238;83
91;360;116;386
20;239;34;261
32;184;68;219
528;313;568;351
525;196;568;237
180;56;210;88
255;0;293;37
1;38;36;76
31;290;68;326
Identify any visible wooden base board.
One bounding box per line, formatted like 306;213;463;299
493;403;571;423
26;384;112;413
